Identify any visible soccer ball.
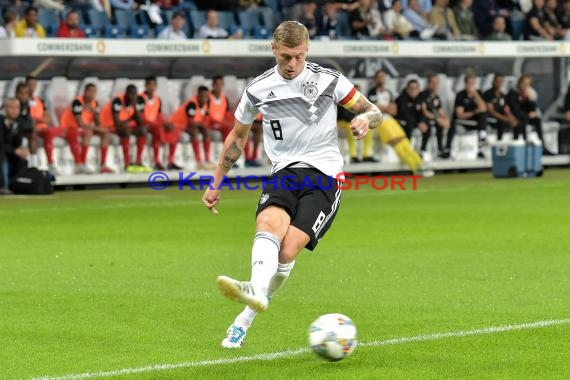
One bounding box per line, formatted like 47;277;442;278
308;313;357;361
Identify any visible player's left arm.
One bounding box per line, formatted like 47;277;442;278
344;92;383;140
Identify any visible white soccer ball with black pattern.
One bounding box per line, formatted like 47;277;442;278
308;313;357;361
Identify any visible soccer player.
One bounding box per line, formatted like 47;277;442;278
171;86;215;170
202;21;382;348
395;79;423;139
418;75;453;159
13;83;35;166
60;83;112;174
483;74;520;141
139;76;181;170
0;98;28;194
100;85;149;172
453;75;488;158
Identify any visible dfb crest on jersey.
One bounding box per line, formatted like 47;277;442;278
302;81;318;100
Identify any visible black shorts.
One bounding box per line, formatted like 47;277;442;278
255;167;342;251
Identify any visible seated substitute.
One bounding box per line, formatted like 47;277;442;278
453;74;488;158
171;86;215;170
100;85;150;172
417;74;453;159
139;76;181;171
60;83;112;174
483;73;520;141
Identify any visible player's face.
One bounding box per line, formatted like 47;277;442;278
85;86;97;102
406;82;419;98
198;90;209;106
212;79;224;95
493;76;504;90
428;77;439;92
4;100;20;119
465;77;476;91
67;12;80;28
16;86;29;102
126;88;138;104
375;71;386;87
145;80;157;95
26;10;37;26
272;41;308;80
26;79;37;95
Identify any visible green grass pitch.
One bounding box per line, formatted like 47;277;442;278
1;170;569;379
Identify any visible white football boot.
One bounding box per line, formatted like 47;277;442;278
216;276;268;312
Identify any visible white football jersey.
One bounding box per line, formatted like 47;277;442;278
234;61;357;177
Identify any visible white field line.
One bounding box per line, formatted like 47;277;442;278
32;318;570;380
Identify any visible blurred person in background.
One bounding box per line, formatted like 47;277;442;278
0;9;18;38
505;75;554;154
171;86;215;170
526;0;555;40
208;75;234;149
157;10;187;39
404;0;435;39
56;9;86;38
350;0;388;39
60;83;113;174
139;76;181;171
15;6;46;38
483;73;520;141
453;0;478;39
395;78;424;139
486;16;513;40
452;74;488;158
430;0;460;39
199;10;243;39
299;0;318;39
384;0;415;39
26;76;63;172
315;2;338;39
418;74;453;159
100;84;149;172
0;98;28;194
544;0;569;39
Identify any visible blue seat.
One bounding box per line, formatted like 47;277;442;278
259;7;274;30
238;10;260;36
189;10;206;32
253;26;270;39
38;8;58;30
104;25;123;38
162;10;191;38
83;25;97;38
87;10;111;35
114;9;135;30
217;11;236;31
130;24;149;38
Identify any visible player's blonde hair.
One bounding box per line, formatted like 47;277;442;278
273;21;309;48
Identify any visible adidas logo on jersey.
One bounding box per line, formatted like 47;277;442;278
267;91;276;99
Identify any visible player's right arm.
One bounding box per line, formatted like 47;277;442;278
202;120;252;215
202;88;257;215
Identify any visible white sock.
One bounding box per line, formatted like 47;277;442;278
234;306;257;329
250;231;280;297
268;261;295;298
234;261;295;329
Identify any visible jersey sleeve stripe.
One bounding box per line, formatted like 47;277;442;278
339;87;359;108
